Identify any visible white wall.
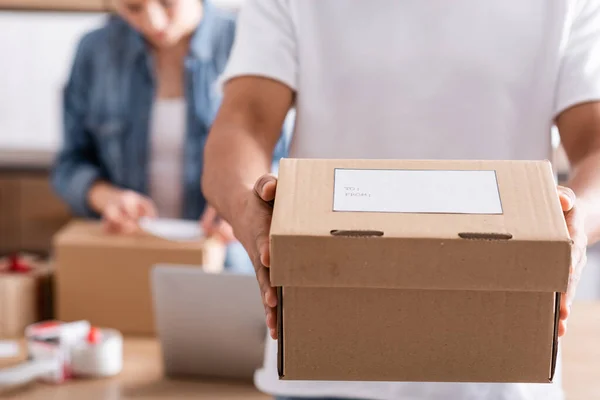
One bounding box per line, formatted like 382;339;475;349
0;11;106;151
0;0;244;152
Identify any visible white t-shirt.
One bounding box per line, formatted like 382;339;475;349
220;1;600;399
149;98;187;219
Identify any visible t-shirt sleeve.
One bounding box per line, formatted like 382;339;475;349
554;0;600;116
218;0;297;91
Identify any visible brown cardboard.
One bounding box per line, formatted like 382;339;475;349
270;159;571;383
54;220;225;335
0;257;53;338
0;172;72;256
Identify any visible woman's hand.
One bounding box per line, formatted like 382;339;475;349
102;190;158;234
200;205;236;243
557;186;588;337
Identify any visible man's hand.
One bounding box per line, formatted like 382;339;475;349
102;190;157;234
558;185;588;337
200;205;236;243
234;174;279;339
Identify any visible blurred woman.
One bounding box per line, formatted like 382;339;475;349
52;0;289;273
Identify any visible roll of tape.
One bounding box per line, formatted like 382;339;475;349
71;328;123;378
1;321;124;387
24;320;91;384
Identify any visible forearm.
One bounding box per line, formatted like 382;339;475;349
202;125;273;226
51;155;105;218
566;151;600;244
87;181;122;215
203;77;294;227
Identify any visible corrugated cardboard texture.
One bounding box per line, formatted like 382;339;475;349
271;159;571;292
271;159;571;382
54;220;222;335
0;264;53;338
281;287;557;382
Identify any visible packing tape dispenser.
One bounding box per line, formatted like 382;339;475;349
0;320;123;387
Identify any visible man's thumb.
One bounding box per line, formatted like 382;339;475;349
558;186;576;212
254;174;278;202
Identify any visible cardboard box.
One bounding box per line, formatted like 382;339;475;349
54;220;225;335
0;255;53;338
271;159;571;383
0;172;72;256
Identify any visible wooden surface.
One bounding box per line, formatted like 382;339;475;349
0;149;55;171
0;302;598;399
0;339;269;399
0;0;106;11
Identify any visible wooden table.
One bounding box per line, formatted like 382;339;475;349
1;302;599;400
0;339;268;399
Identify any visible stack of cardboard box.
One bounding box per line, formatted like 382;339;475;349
271;159;570;383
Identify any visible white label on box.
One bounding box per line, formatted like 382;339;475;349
333;169;502;214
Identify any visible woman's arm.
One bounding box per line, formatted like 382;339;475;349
51;34;116;218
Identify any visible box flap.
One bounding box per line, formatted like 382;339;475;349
270;159;571;292
53;220;206;251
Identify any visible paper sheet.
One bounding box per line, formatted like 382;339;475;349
139;218;204;242
333;168;503;214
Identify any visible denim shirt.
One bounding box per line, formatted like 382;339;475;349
51;2;290;220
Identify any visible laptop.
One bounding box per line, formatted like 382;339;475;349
151;265;266;381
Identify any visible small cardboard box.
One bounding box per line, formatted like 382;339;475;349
54;220;225;335
0;256;53;338
271;159;571;383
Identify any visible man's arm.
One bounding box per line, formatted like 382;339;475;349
202;76;293;228
556;101;600;244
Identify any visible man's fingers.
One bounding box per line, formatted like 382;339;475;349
558;186;576;212
267;310;277;338
259;238;271;268
558;320;567;337
567;250;586;306
246;182;278;337
254;174;278;203
560;296;570;319
256;264;278;336
563;202;587;307
265;287;277;308
558;296;569;337
256;266;277;308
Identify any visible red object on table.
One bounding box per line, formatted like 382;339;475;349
87;327;102;344
7;253;32;273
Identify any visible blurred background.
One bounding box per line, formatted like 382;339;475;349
0;0;598;301
0;0;243;255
